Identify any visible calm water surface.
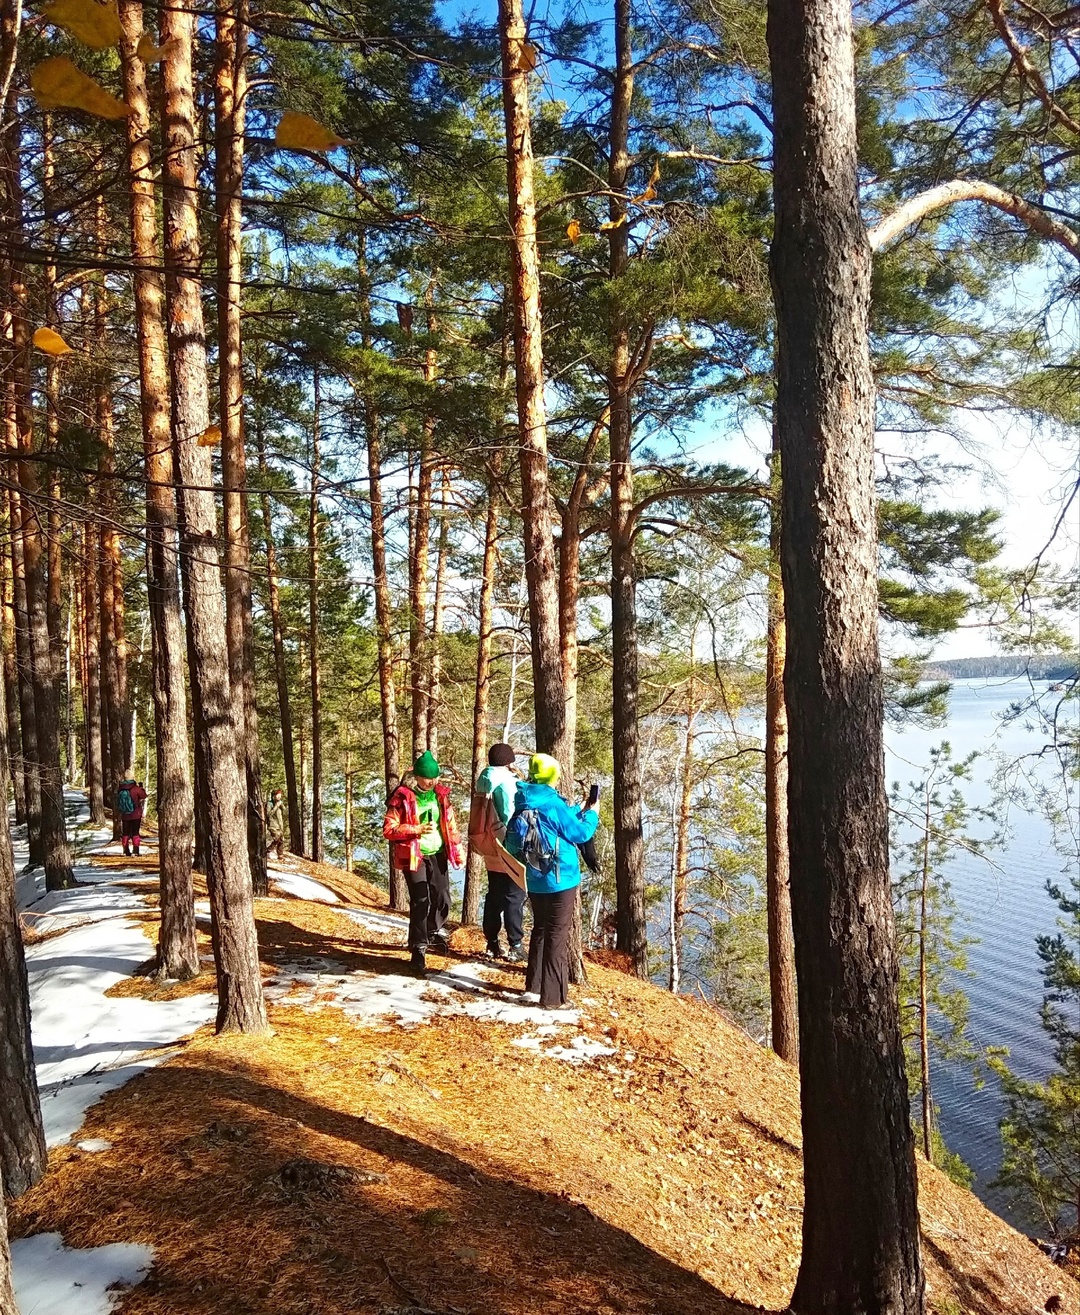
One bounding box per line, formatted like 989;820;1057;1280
886;677;1077;1230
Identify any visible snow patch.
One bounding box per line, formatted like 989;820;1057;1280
10;1233;153;1315
75;1138;113;1153
344;907;409;940
270;871;341;904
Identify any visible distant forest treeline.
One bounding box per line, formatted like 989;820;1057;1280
922;655;1080;681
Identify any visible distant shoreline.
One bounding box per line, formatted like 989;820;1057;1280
921;655;1080;681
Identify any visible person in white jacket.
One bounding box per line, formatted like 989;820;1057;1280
471;743;525;960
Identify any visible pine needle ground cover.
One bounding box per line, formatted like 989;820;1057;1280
12;837;1075;1315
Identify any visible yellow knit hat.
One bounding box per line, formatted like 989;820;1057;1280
528;753;560;786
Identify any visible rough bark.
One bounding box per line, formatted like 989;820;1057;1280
254;400;303;855
308;371;323;864
215;0;266;895
120;0;198;980
768;0;925;1300
0;649;46;1197
162;0;267;1032
0;1194;15;1315
463;462;500;925
919;787;933;1162
7;105;72;889
1;520;25;825
608;0;647;978
669;686;696;994
82;521;105;824
8;484;40;864
765;446;798;1064
498;0;568;769
427;469;450;756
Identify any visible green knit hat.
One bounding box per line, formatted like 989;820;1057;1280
413;750;440;780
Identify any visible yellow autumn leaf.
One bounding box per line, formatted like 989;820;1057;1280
566;218;581;244
198;425;222;447
31;56;131;118
33;327;74;356
515;41;538;72
274;111;349;153
599;215;628;231
136;31;178;63
41;0;122;50
642;159;660;200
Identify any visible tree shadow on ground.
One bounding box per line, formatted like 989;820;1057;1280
12;1055;768;1315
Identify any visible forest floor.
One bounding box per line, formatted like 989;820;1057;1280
10;795;1077;1315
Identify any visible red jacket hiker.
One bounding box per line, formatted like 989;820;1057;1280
118;779;148;856
382;781;463;873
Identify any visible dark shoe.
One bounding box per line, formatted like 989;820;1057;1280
487;942;507;960
506;943;526;964
431;928;451;950
122;846;131;857
409;949;427;978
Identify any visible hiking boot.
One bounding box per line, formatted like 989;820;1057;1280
409;948;427;978
506;943;526;964
487;942;507;961
431;928;451;950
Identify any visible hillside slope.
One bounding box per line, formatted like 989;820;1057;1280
12;836;1076;1315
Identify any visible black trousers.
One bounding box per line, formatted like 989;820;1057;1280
405;852;450;951
525;887;577;1008
482;871;527;948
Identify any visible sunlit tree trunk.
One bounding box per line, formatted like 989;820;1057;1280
919;785;933;1162
669;684;696;993
498;0;568;769
766;444;798;1063
81;522;105;824
410;294;436;761
120;0;198;979
1;528;25;825
215;0;266;895
253;387;303;856
0;653;45;1196
768;0;924;1297
608;0;647;978
309;370;323;863
162;0;267;1032
428;468;450;756
463;460;501;925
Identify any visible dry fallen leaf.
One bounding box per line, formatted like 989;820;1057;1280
135;30;178;63
31;56;131;118
274;110;349;153
566;217;581;244
41;0;122;50
197;425;222;447
33;327;75;356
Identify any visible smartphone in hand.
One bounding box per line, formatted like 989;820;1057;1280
587;783;600;808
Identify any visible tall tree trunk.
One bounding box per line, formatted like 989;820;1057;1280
82;522;105;823
253;395;303;855
120;0;198;980
919;787;933;1163
162;0;267;1033
608;0;647;978
65;596;77;783
463;461;500;925
215;0;266;895
7;102;72;890
427;468;450;756
0;654;45;1197
344;752;353;873
410;303;435;762
498;0;568;769
358;237;405;908
1;531;25;825
669;683;696;993
308;370;323;864
766;444;798;1063
9;483;41;863
42;116;63;671
768;0;924;1300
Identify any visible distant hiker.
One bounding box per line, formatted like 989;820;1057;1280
505;753;599;1010
469;743;525;962
116;777;147;858
266;788;286;861
383;751;463;977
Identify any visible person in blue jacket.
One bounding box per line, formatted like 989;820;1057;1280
505;752;599;1009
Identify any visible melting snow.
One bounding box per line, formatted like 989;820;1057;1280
269;870;341;904
10;1234;153;1315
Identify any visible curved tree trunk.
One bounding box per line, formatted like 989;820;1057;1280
162;0;267;1033
120;0;198;980
768;0;924;1300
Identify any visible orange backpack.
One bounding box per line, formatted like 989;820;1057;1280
468;790;501;858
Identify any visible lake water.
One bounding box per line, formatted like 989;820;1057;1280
886;677;1078;1231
